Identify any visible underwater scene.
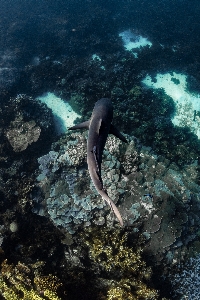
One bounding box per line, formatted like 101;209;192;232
1;0;200;299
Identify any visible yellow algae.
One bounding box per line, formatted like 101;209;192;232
0;260;63;300
81;227;159;300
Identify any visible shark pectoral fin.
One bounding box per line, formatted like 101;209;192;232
109;124;128;143
68;120;90;130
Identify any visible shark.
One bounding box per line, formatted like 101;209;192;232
69;98;127;226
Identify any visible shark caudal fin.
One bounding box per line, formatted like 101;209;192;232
108;198;124;227
98;189;123;226
69;120;90;130
109;124;128;143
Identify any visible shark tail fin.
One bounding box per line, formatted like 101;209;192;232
99;190;123;226
109;124;128;143
108;198;124;227
69;120;90;130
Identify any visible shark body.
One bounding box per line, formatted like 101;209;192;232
69;98;127;226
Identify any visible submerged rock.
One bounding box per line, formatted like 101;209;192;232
6;117;41;152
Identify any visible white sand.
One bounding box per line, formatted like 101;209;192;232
119;29;152;52
37;92;81;134
142;72;200;138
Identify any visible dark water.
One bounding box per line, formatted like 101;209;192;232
0;1;200;299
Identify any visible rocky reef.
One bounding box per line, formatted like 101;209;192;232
170;254;200;299
0;259;62;300
0;225;160;300
80;226;159;300
34;130;200;268
1;93;55;155
1;92;200;298
27;128;200;298
0;93;55;231
1;1;200;298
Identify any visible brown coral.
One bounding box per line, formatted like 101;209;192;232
6;116;41;152
0;260;63;300
80;226;159;299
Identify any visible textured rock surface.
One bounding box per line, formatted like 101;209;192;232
170;254;200;299
1;94;55;156
6;117;41;152
0;93;55;217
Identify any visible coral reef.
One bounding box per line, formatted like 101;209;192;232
122;140;200;264
80;226;159;299
35;132;118;233
0;93;55;215
0;260;62;300
34;130;200;269
0;93;55;164
6;116;41;152
170;254;200;299
1;2;200;299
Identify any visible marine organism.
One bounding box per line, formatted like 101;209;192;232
81;226;159;299
69;98;127;226
0;260;62;300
